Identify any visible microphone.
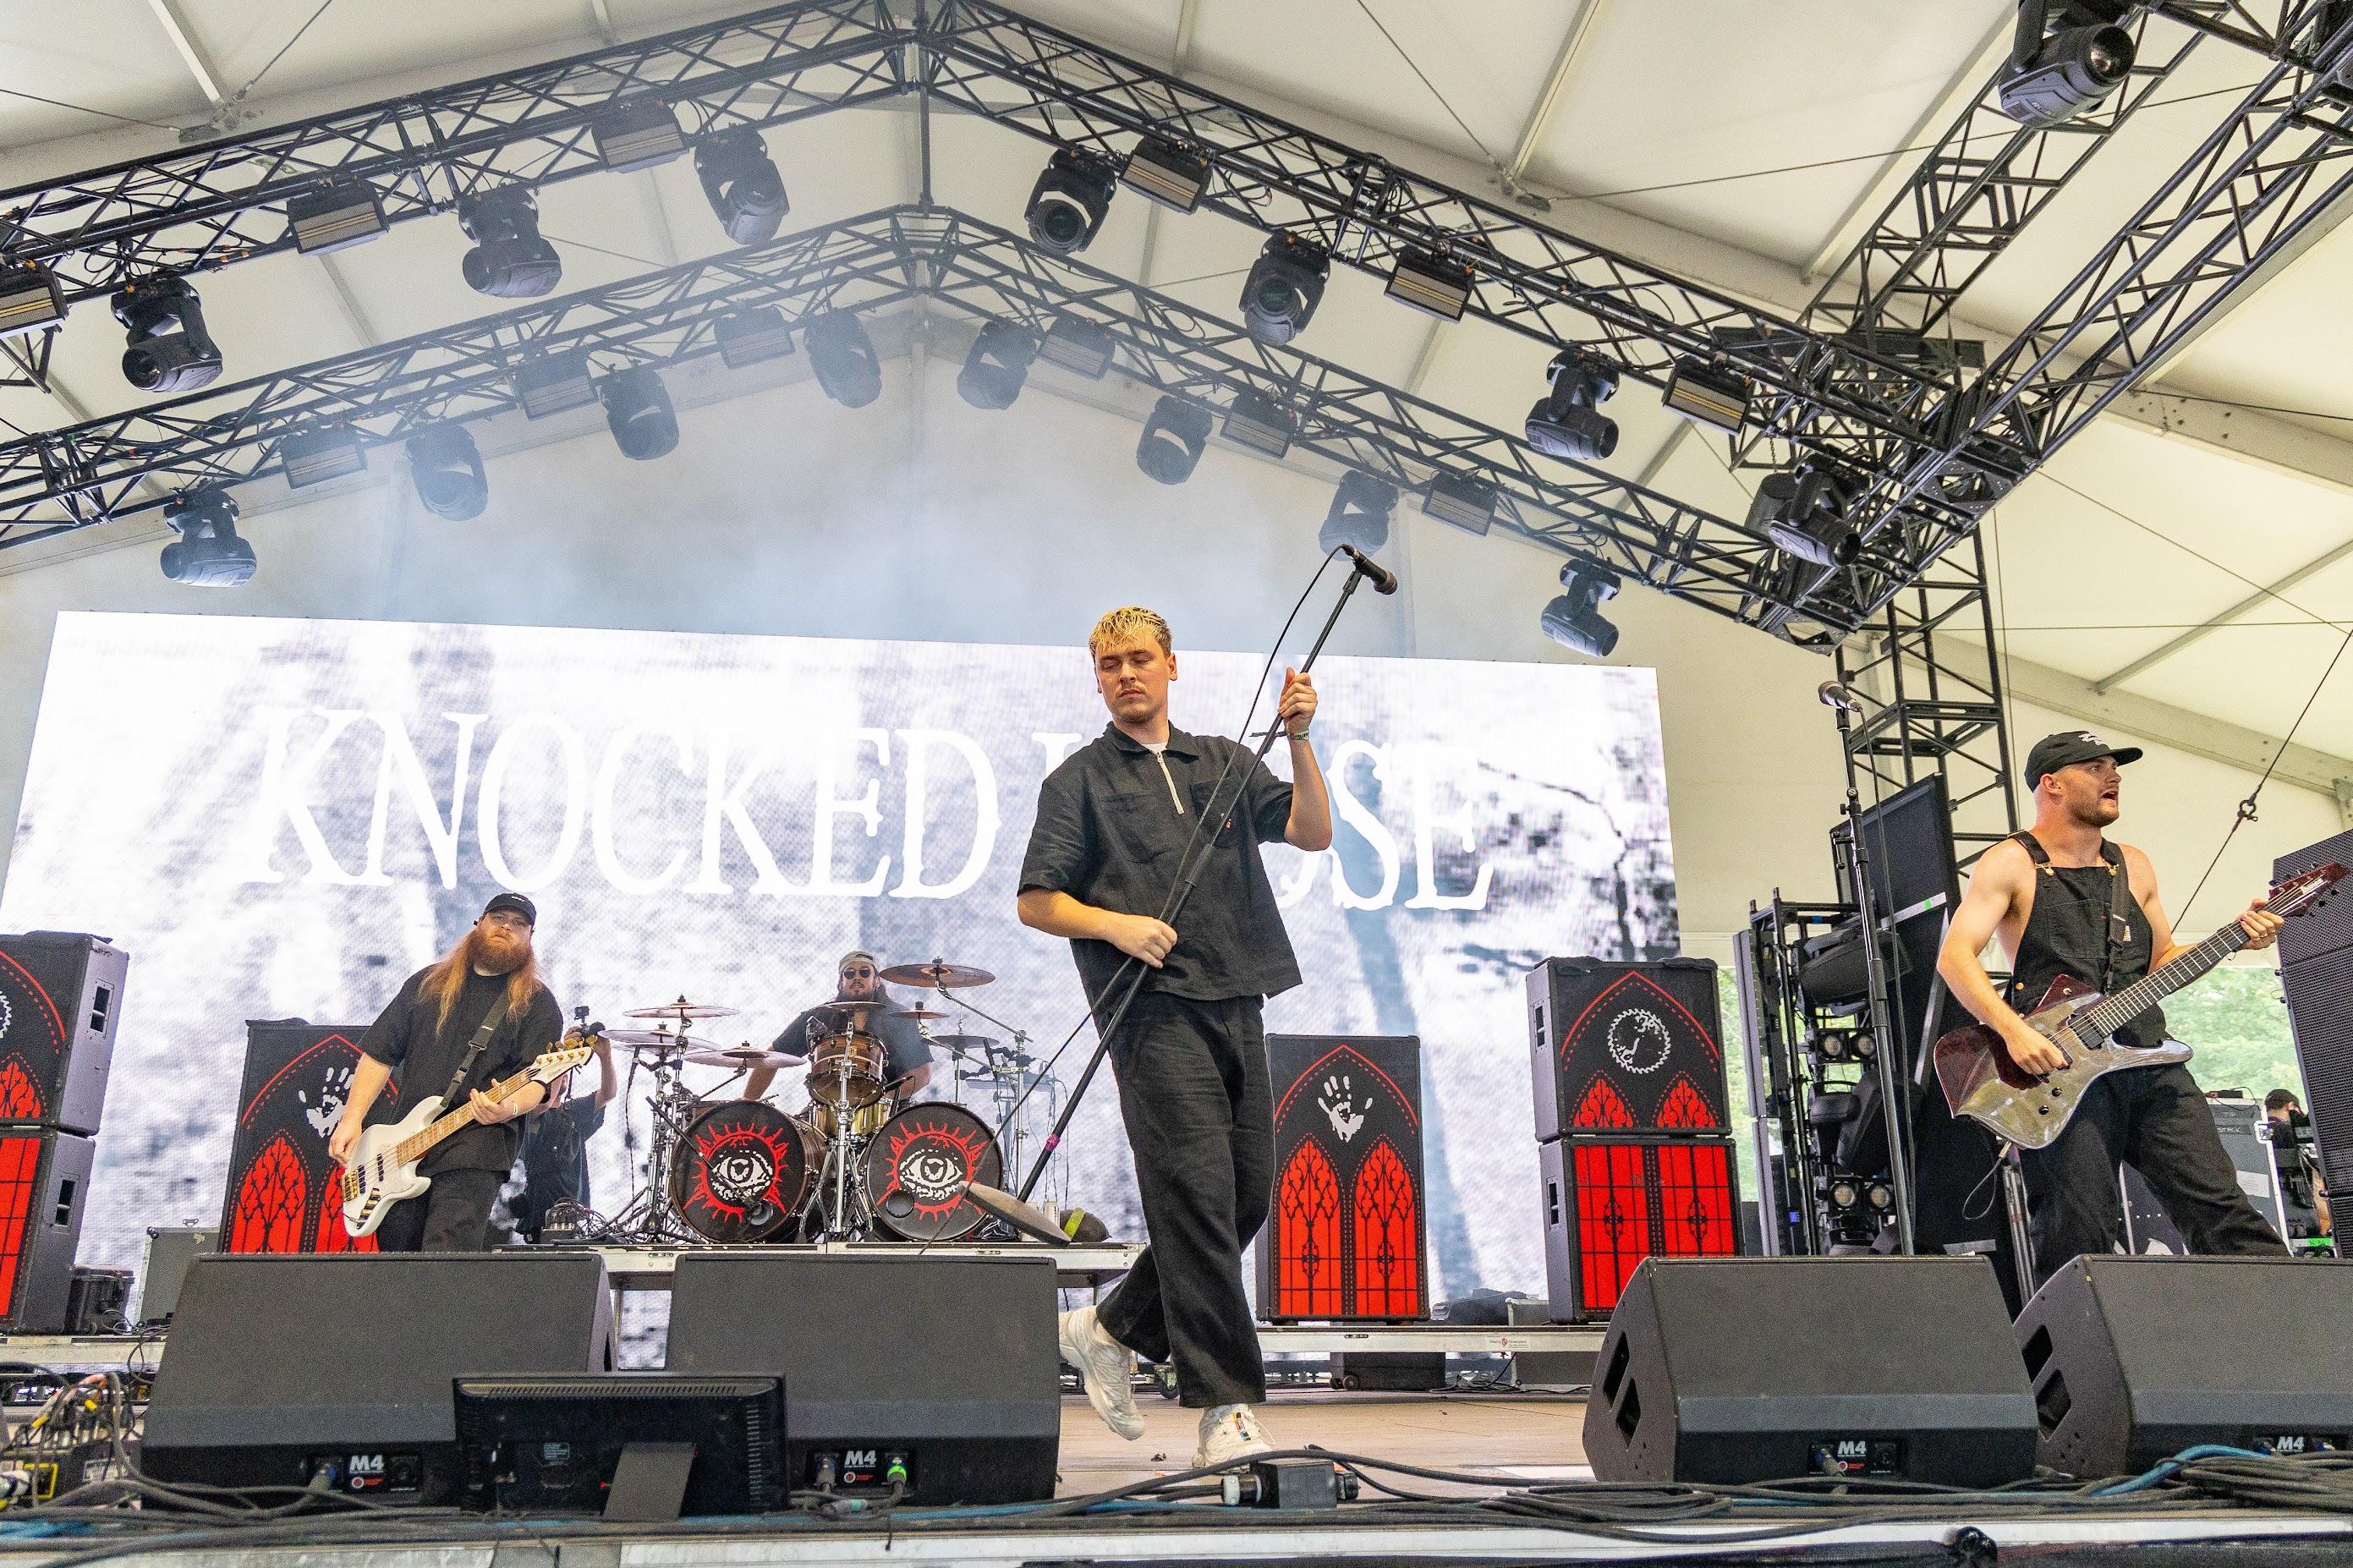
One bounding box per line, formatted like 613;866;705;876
1818;680;1862;714
1340;544;1399;595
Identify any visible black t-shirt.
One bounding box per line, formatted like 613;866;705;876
773;997;932;1083
359;966;566;1173
518;1094;606;1237
1019;722;1300;1009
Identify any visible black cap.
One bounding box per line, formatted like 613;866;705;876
2023;730;2143;790
481;891;537;926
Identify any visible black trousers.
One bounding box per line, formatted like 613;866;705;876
2020;1062;2282;1284
372;1167;505;1253
1096;990;1273;1409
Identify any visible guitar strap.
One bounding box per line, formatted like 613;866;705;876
434;994;513;1118
2005;830;2136;991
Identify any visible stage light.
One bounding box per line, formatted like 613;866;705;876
0;262;64;340
1661;357;1752;433
1751;465;1861;567
1137;395;1210;484
1540;562;1621;658
594;100;688;172
159;485;255;587
407;425;488;520
714;306;795;370
1121;135;1209;212
1319;470;1396;556
287;179;387;255
1220;388;1294;459
279;425;365;489
1998;3;2135;128
1240;234;1329;347
112;274;221;394
1866;1182;1894;1212
601;367;678;461
694;129;788;246
513;351;595;419
458;186;562;299
1829;1179;1861;1210
805;312;882;408
1385;247;1473;321
1525;349;1618;462
1038;317;1114;379
1026;147;1116;255
957;321;1036;410
1422;471;1498;535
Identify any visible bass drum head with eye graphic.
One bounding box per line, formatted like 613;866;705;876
862;1103;1002;1242
669;1101;823;1243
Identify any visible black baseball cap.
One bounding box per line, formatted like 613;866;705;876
2022;730;2143;790
481;891;537;926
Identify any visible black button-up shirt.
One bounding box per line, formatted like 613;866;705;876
1020;722;1302;1007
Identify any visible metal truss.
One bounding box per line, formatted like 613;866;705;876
0;0;911;304
0;206;1848;634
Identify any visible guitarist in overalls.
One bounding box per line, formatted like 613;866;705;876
1939;732;2285;1285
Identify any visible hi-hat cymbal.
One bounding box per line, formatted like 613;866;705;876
814;999;889;1021
929;1033;1000;1054
878;961;995;990
624;995;741;1021
604;1028;720;1052
685;1046;805;1071
891;1006;950;1021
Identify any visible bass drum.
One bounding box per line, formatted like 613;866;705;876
670;1101;824;1243
861;1103;1003;1242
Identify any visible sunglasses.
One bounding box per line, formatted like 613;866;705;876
841;967;875;979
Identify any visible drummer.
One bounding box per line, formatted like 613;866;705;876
742;950;933;1106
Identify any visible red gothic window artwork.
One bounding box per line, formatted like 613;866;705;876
0;1134;41;1313
1571;1141;1652;1315
1573;1075;1634;1129
314;1193;378;1254
229;1135;310;1254
1657;1075;1720;1130
1350;1138;1421;1318
0;1061;42;1121
1656;1141;1738;1258
1275;1142;1342;1318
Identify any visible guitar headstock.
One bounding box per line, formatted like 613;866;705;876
2268;863;2350;920
528;1045;595;1083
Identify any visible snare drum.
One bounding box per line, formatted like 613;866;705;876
669;1101;825;1243
807;1030;889;1108
861;1103;1003;1242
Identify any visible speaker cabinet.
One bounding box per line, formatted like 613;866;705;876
1585;1256;2036;1485
666;1253;1059;1504
219;1021;403;1255
2276;826;2353;1252
0;931;127;1134
140;1253;614;1503
2017;1256;2353;1477
1257;1033;1428;1323
1527;957;1729;1139
0;1129;91;1331
1539;1134;1738;1322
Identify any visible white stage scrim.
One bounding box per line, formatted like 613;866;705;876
2;611;1677;1297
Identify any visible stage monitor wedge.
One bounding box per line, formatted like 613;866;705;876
666;1252;1058;1505
2018;1256;2353;1477
1585;1256;2036;1486
140;1253;615;1504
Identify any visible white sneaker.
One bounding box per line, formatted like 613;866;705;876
1057;1306;1144;1440
1193;1402;1274;1469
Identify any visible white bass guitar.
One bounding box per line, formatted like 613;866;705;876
338;1044;590;1238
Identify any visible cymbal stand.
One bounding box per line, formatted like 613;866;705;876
596;1050;699;1243
819;1050;862;1242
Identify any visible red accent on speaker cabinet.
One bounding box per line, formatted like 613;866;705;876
1275;1142;1343;1318
1261;1036;1430;1322
1550;1136;1740;1319
1574;1075;1635;1128
229;1134;310;1254
0;1061;43;1121
1657;1076;1720;1130
1350;1138;1421;1317
0;1132;39;1312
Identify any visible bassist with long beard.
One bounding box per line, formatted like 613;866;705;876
1938;732;2285;1285
330;893;567;1251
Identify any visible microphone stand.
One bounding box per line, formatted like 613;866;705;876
1015;564;1373;1201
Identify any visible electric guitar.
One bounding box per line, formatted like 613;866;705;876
337;1044;591;1238
1934;862;2346;1149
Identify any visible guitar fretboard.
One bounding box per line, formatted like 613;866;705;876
390;1065;537;1167
2074;924;2245;1040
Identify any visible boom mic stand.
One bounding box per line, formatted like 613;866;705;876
1014;555;1380;1202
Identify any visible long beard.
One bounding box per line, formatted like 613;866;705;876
468;926;529;976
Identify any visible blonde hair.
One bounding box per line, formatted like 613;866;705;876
1089;606;1171;659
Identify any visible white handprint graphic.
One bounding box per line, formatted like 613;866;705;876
1319;1073;1368;1143
300;1063;353;1139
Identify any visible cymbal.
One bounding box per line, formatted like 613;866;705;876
604;1028;718;1052
814;999;890;1022
929;1033;1000;1053
685;1047;805;1071
624;995;741;1021
892;1006;950;1021
878;961;995;990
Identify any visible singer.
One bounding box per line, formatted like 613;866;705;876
1017;606;1332;1468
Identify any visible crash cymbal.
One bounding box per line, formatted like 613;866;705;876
891;1006;950;1021
684;1047;806;1071
623;995;740;1021
877;961;995;990
964;1181;1071;1247
603;1028;718;1052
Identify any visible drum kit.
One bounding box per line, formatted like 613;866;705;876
584;964;1061;1247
